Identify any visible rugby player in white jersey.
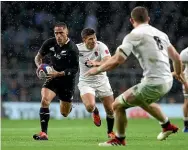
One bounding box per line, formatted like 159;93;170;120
86;6;183;146
179;47;188;132
77;28;115;138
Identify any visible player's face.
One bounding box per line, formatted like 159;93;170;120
54;26;68;45
83;34;97;50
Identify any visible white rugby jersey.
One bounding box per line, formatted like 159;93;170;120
180;47;188;77
118;24;173;84
77;41;111;82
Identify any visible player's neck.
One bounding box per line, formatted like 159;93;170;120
58;38;69;47
85;44;94;50
134;22;149;28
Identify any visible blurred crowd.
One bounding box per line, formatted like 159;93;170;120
1;1;188;103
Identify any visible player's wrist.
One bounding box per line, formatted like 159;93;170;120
97;66;103;73
59;71;65;76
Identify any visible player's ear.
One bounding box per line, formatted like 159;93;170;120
82;37;86;43
130;18;134;24
66;28;69;35
148;17;150;23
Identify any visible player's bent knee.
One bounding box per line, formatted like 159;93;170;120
85;104;95;112
61;113;68;117
112;100;122;111
114;95;133;110
106;112;114;118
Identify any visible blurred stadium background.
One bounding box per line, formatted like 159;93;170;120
1;1;188;150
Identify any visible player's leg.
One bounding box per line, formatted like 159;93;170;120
99;88;134;146
97;80;115;137
60;101;72;117
58;81;75;117
129;81;178;140
81;92;101;126
33;87;56;140
78;83;101;126
183;81;188;132
101;95;115;138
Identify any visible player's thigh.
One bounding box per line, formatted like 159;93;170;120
42;79;57;101
95;80;113;98
78;82;96;105
115;87;136;109
131;81;172;105
183;81;188;101
81;92;96;106
41;87;56;103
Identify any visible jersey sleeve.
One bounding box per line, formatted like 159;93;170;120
165;34;172;48
99;42;111;59
180;47;188;63
39;39;51;56
117;33;141;57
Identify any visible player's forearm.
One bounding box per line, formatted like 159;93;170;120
34;53;43;68
173;56;182;75
97;57;119;72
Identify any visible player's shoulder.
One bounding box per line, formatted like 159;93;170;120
124;32;143;43
96;41;108;48
180;47;188;61
43;37;56;45
76;43;85;51
76;42;84;48
67;39;79;52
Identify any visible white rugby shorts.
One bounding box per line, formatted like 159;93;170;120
78;78;113;98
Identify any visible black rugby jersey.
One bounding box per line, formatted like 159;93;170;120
39;37;79;77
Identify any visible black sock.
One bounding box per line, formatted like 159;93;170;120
40;107;50;134
93;107;99;114
161;120;170;128
184;120;188;128
106;116;114;134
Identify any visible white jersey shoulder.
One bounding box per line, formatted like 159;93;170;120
77;41;111;82
119;24;172;84
180;47;188;63
180;47;188;77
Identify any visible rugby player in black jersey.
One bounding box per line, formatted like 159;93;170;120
33;22;79;140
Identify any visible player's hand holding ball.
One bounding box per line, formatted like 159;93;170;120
36;64;53;80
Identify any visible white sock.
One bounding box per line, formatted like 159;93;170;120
159;117;169;125
183;117;188;121
115;132;125;138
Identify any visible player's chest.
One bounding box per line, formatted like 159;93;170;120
79;50;101;62
49;46;69;60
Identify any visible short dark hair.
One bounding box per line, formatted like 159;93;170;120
81;28;95;38
131;6;149;23
54;22;67;29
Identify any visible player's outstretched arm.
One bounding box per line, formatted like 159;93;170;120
168;45;184;82
85;50;126;76
87;56;111;67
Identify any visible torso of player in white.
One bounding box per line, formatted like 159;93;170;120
119;24;173;84
77;41;111;82
180;47;188;78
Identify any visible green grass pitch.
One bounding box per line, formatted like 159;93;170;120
1;118;188;150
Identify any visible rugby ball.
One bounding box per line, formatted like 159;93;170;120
37;64;53;80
